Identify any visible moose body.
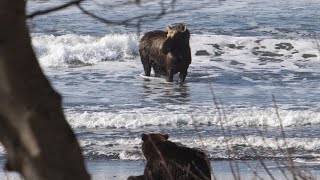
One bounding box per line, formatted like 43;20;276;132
139;24;191;82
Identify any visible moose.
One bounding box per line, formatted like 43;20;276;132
139;24;191;82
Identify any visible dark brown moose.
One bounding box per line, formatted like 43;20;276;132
139;24;191;82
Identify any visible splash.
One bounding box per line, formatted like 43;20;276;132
32;34;139;67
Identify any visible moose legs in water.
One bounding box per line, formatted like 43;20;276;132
179;70;187;83
139;49;151;76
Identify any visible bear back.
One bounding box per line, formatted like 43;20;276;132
141;133;212;180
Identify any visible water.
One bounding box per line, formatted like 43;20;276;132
3;160;319;180
3;0;320;178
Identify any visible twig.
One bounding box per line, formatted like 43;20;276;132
191;114;217;180
76;4;134;26
78;0;214;28
255;126;290;180
241;134;276;180
208;83;239;180
241;159;265;180
272;95;298;180
91;0;139;9
27;0;85;19
219;99;241;180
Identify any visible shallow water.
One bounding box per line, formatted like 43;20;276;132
1;159;319;180
2;0;320;178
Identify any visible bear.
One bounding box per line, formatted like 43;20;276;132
127;133;212;180
139;24;192;82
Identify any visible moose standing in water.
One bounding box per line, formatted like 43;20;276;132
139;24;191;82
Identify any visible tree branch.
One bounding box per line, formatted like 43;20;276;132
76;4;133;26
27;0;85;19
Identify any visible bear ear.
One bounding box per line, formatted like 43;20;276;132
163;134;169;140
180;24;187;32
142;133;148;142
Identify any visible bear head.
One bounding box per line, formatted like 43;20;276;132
141;133;169;160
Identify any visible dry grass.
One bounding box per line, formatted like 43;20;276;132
133;88;317;180
200;84;316;180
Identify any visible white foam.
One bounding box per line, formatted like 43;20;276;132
80;137;143;160
32;33;320;72
32;34;139;67
66;107;320;129
294;158;320;165
174;135;320;160
78;135;320;160
176;136;320;152
118;151;142;160
191;34;320;72
80;138;141;147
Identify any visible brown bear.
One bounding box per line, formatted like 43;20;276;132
127;133;212;180
139;24;191;82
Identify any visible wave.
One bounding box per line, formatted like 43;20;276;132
191;34;320;73
80;138;143;160
32;33;320;70
80;135;320;160
66;107;320;129
0;131;318;160
32;34;139;67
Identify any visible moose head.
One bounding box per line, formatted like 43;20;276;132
161;24;190;55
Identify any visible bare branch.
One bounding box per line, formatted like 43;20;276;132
208;83;239;180
75;0;213;29
272;95;298;180
27;0;85;19
75;2;169;27
91;0;140;9
76;4;134;26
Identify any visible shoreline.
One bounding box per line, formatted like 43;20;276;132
1;159;319;179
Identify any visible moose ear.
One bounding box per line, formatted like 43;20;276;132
142;133;148;142
166;26;172;31
180;24;187;32
163;134;169;140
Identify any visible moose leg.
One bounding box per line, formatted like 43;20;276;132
179;71;187;82
166;70;174;82
154;71;161;77
139;50;151;76
152;65;161;77
141;58;151;76
143;63;151;77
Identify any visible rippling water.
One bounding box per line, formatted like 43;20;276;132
4;0;320;169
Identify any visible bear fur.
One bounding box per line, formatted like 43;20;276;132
127;133;212;180
139;24;191;82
